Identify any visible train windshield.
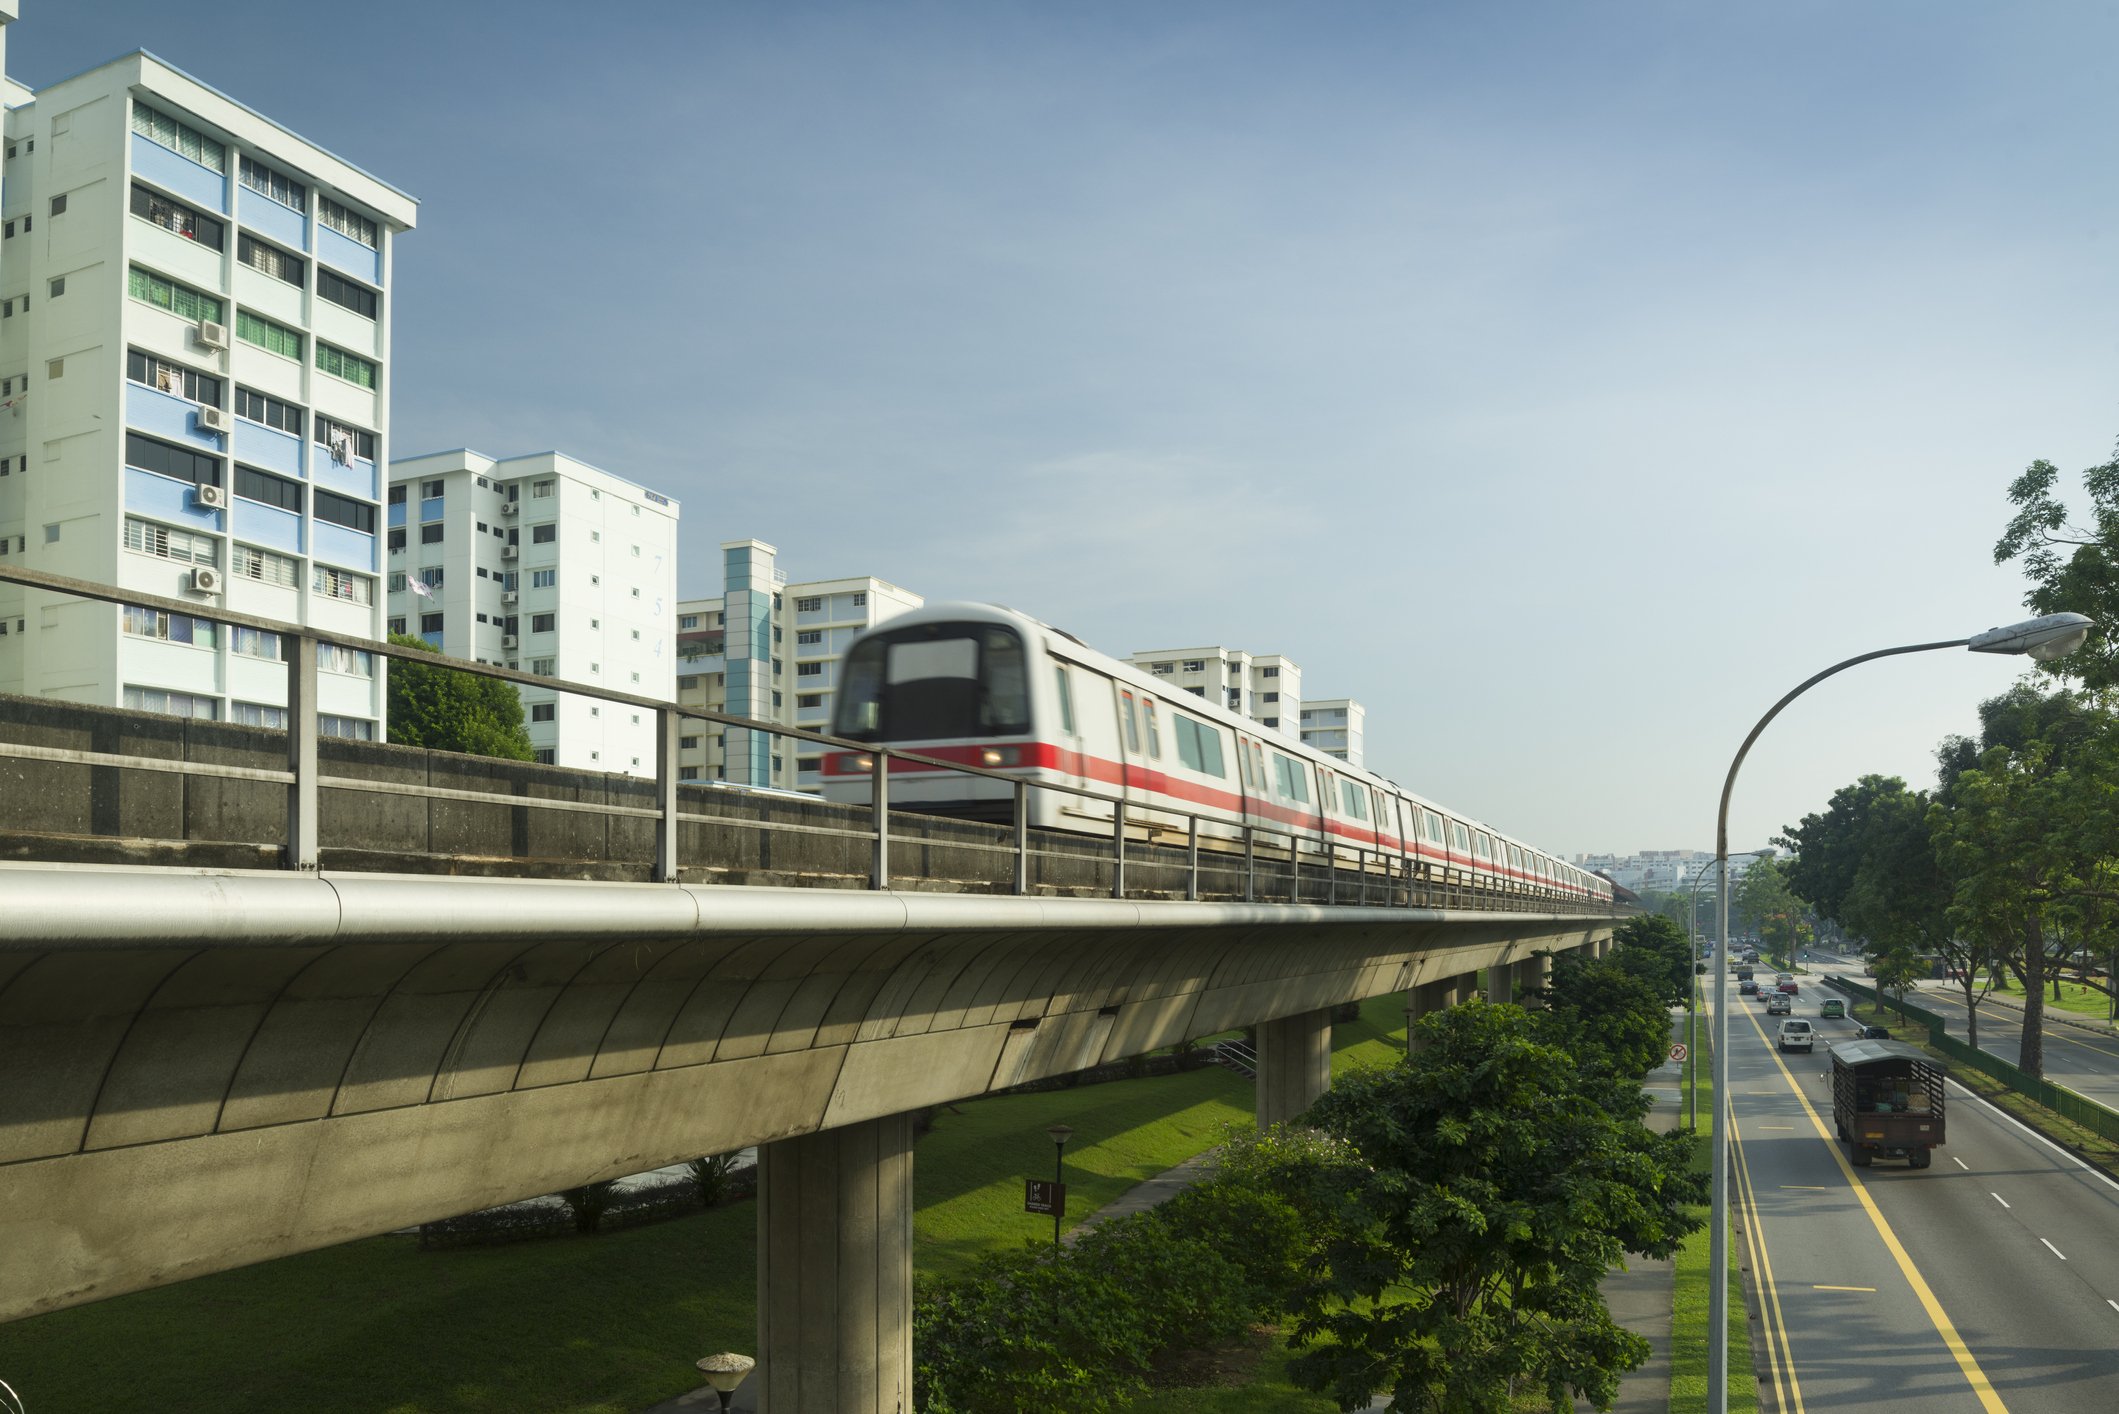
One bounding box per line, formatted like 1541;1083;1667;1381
833;622;1033;742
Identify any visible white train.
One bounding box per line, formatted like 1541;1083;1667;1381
818;602;1610;906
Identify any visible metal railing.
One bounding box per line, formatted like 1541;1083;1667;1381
0;563;1617;913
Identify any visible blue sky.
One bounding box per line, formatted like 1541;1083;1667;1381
27;1;2119;858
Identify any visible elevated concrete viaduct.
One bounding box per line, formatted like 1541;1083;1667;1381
1;862;1610;1410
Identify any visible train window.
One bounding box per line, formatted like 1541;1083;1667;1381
830;621;1031;741
1474;832;1491;860
1142;700;1162;758
1172;716;1225;776
1054;665;1075;733
1251;742;1266;789
1339;779;1366;820
1422;809;1444;845
1450;821;1470;852
1118;690;1141;752
1272;754;1309;803
1236;737;1253;789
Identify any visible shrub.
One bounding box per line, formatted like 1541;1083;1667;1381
558;1180;618;1234
686;1154;740;1208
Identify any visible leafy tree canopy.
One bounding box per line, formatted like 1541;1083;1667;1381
1994;451;2119;688
385;632;536;761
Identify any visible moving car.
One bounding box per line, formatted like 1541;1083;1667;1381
1819;999;1846;1019
1856;1024;1890;1040
1739;979;1759;996
1777;1019;1815;1053
1767;993;1792;1015
1778;975;1800;995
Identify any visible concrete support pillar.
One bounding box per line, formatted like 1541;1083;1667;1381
756;1114;914;1414
1514;953;1550;1009
1406;979;1455;1054
1485;962;1513;1006
1255;1008;1333;1128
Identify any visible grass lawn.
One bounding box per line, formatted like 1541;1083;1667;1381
1980;975;2117;1022
0;998;1407;1414
1668;1011;1759;1414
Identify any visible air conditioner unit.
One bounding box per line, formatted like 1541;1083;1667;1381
192;319;228;351
189;565;222;594
193;482;228;510
501;543;518;559
196;405;232;434
500;590;518;605
502;634;519;649
499;500;519;516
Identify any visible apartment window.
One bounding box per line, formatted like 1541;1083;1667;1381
414;566;444;590
535;750;556;765
532;658;555;675
234;387;303;435
125;432;222;487
314;489;377;534
318;194;378;247
127;350;223;406
531;569;556;588
124;685;219;720
129;265;224;324
231;701;288;729
797;693;823;709
531;480;554;499
1263;692;1279;703
321;644;375;678
317;268;378;318
387;616;406;634
240;155;306;212
319;714;377;742
237;233;305;286
46;277;65;300
236;310;304;360
235;465;302;512
316;418;377;462
316;342;377;389
419;523;443;544
851;592;866;607
1261;666;1279;678
531;613;555;633
314;565;375;604
123;605;218;648
414;480;441;500
1183;659;1205;672
795;596;821;612
230;625;285;661
1149;662;1173;675
796;630;822;646
530;703;556;723
679;614;698;629
48;193;66;217
531;524;556;544
419;612;444;634
132;103;226;172
130;184;225;249
387;528;405;552
796;662;823;677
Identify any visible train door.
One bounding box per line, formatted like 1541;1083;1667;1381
1113;686;1148;815
1049;660;1089;796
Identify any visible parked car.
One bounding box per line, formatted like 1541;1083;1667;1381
1856;1024;1891;1040
1778;1019;1816;1053
1767;993;1792;1015
1820;999;1846;1019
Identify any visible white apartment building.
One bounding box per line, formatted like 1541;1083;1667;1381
0;33;414;738
385;449;678;772
675;539;921;792
1298;697;1365;766
1127;646;1301;735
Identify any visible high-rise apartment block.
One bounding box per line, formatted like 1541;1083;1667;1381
386;449;678;772
0;32;415;737
1298;697;1365;766
1126;646;1301;735
675;539;920;792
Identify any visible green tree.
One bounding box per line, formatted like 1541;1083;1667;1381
1606;913;1692;1007
1542;954;1679;1081
1994;449;2119;690
1285;1003;1704;1414
385;632;536;761
1731;857;1808;962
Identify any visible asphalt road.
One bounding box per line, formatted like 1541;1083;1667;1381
1719;984;2119;1412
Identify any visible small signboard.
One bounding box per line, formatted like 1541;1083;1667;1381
1669;1043;1688;1063
1025;1179;1066;1216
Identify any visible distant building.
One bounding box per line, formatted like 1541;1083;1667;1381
1298;697;1364;766
0;38;415;739
1576;848;1774;897
385;449;679;772
674;539;921;792
1127;646;1300;735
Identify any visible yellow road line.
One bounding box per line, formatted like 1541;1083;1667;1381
1814;1284;1877;1292
1729;999;2012;1413
1730;1109;1802;1412
1780;1185;1829;1190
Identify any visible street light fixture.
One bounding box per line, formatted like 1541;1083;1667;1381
1706;611;2091;1412
1045;1123;1075;1254
694;1352;754;1413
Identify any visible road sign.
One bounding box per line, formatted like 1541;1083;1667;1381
1669;1042;1688;1063
1025;1179;1066;1216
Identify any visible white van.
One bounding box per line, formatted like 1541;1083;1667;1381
1777;1019;1815;1053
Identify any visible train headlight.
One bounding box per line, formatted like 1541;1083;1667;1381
980;747;1020;767
852;754;875;772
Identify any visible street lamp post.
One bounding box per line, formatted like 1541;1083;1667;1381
1045;1123;1074;1254
1705;611;2091;1413
1685;852;1760;1132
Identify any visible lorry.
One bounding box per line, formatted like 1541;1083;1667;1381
1830;1038;1945;1169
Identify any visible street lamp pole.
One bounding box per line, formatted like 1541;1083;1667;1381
1045;1123;1074;1255
1686;852;1759;1132
1705;611;2091;1413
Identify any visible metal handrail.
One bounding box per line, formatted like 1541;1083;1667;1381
0;563;1619;915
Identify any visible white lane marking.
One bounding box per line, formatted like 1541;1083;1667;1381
1945;1078;2119;1196
1953;1157;1969;1170
2043;1238;2068;1260
1991;1192;2011;1209
2108;1299;2119;1314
